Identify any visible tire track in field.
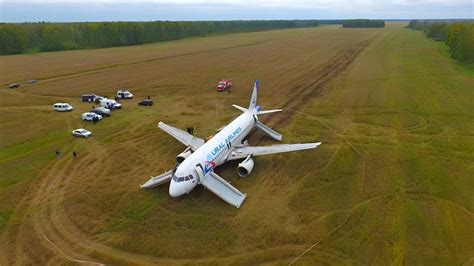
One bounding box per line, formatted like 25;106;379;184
257;33;379;132
246;34;378;196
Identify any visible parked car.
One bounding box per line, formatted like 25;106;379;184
82;112;103;121
82;94;97;102
117;89;133;99
217;79;232;91
138;99;153;106
53;103;73;112
72;128;92;138
100;98;122;109
9;83;21;89
91;107;111;117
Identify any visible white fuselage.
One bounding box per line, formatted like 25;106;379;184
169;111;255;197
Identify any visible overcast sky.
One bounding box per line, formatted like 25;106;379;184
0;0;472;22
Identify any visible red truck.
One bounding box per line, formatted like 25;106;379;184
217;79;232;92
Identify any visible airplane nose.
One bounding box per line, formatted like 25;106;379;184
169;180;183;197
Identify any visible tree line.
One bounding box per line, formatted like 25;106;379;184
0;20;319;55
407;20;474;64
342;19;385;28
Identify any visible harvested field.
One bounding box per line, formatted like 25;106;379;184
0;23;473;265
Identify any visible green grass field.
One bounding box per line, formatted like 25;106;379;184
0;23;473;265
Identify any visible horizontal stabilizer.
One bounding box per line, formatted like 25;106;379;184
141;170;173;189
232;104;248;113
256;120;282;141
200;172;246;208
257;109;283;115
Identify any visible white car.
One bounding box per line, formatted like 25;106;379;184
100;98;122;109
53;103;73;112
82;112;103;121
117;89;133;99
72;128;92;138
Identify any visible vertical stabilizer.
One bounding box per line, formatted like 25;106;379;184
249;80;259;111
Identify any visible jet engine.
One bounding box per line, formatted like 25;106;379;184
237;156;254;177
176;147;192;163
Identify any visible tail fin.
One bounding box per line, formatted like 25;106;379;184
249;80;259;111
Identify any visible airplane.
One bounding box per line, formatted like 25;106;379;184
141;80;321;208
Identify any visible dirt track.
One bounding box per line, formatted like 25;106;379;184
253;34;378;142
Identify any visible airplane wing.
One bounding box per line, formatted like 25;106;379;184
140;170;173;189
158;122;205;149
227;142;321;160
200;172;247;208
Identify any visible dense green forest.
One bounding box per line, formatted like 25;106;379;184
407;20;474;64
342;19;385;28
0;20;319;55
319;20;344;25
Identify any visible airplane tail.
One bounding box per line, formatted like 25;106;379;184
233;80;282;115
232;80;284;141
248;80;259;111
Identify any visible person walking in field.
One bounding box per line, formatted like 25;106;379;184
55;149;61;159
72;151;77;159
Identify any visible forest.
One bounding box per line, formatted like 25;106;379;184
0;20;319;55
342;19;385;28
407;20;474;64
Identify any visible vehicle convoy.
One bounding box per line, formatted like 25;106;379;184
141;80;321;208
53;103;73;112
91;107;111;117
82;112;102;121
138;99;153;106
217;79;232;91
72;128;92;138
100;98;122;109
117;89;133;99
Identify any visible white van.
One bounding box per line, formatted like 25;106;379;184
53;103;73;112
117;89;133;99
100;98;122;109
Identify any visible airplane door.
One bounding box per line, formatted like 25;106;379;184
194;165;205;184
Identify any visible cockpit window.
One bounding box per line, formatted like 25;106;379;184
173;174;194;182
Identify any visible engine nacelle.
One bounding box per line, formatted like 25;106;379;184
176;147;192;163
237;156;254;177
